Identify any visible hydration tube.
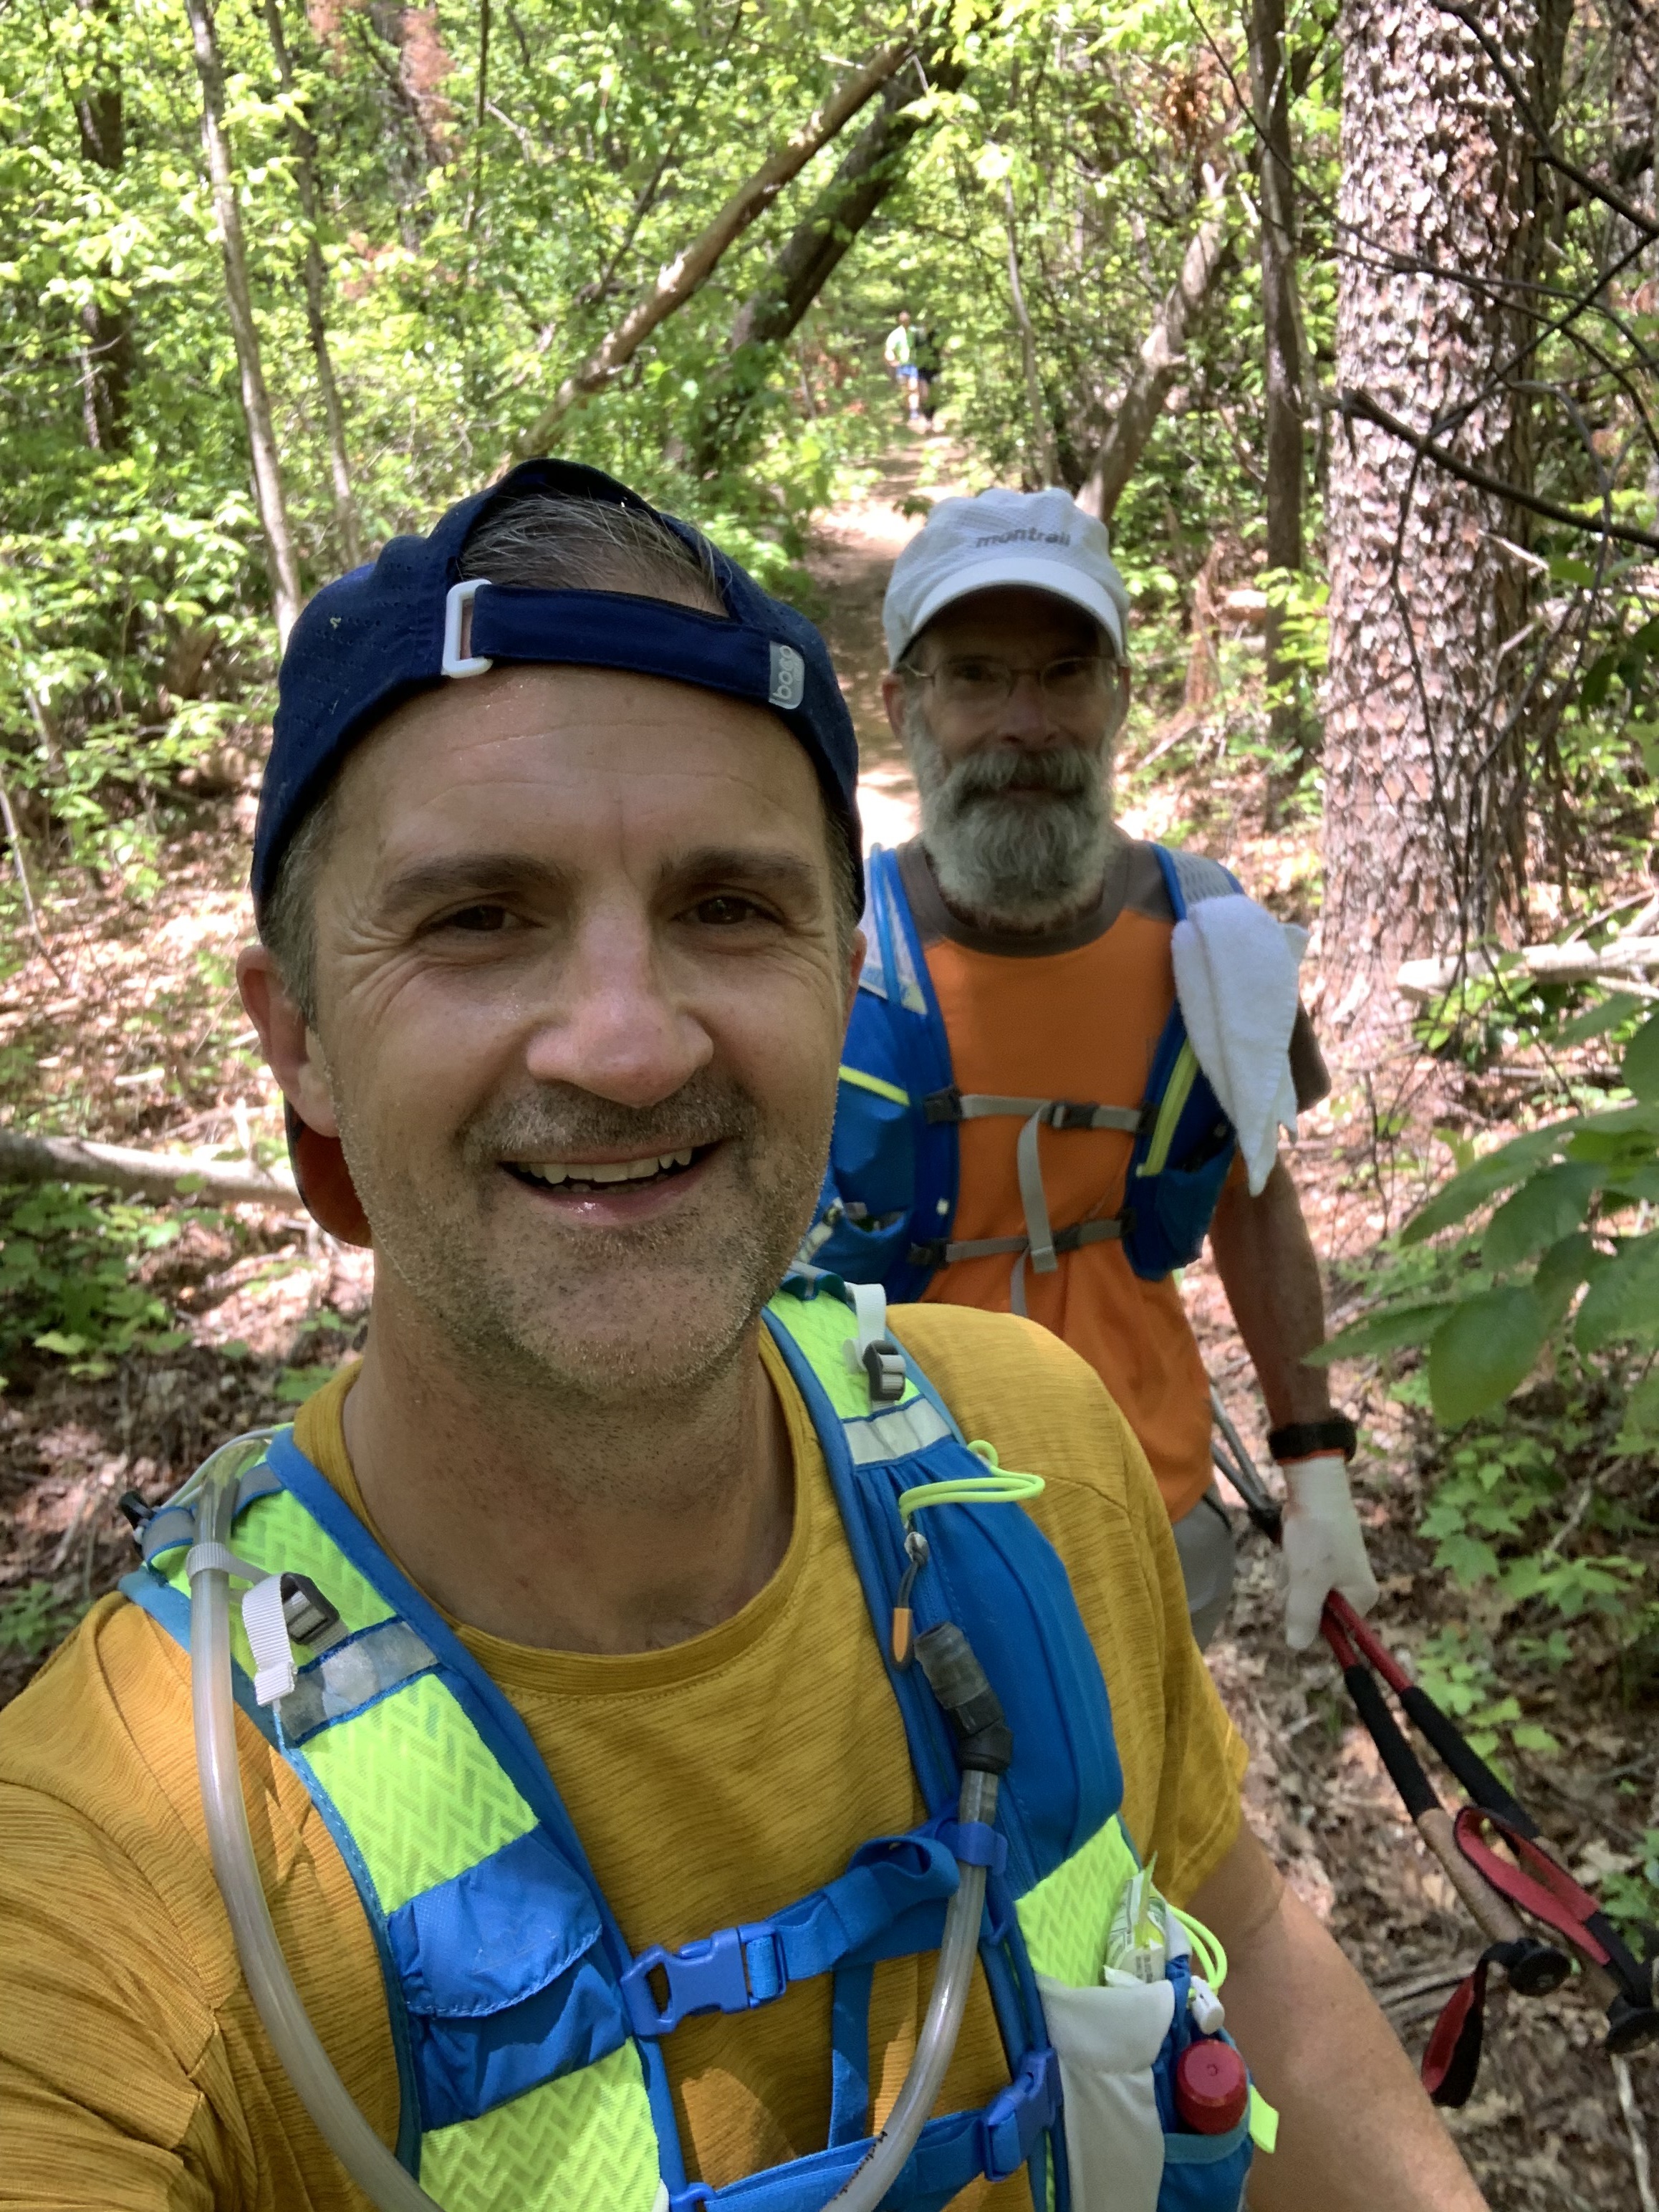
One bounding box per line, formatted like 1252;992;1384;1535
188;1464;443;2212
825;1766;999;2212
188;1461;1011;2212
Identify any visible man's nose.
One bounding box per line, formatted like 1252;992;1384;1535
996;670;1062;747
521;912;713;1110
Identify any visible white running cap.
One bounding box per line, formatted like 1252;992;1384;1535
883;486;1130;667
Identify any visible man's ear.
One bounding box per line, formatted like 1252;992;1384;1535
880;671;909;743
237;944;338;1138
845;925;866;1025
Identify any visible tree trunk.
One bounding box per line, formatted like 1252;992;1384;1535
261;0;363;568
184;0;304;643
516;39;915;454
1077;163;1231;522
686;42;967;473
1004;176;1057;486
1319;0;1569;1048
69;0;133;453
1247;0;1307;763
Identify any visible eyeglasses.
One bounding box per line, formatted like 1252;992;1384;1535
903;653;1117;716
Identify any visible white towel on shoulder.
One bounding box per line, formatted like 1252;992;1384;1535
1170;895;1307;1195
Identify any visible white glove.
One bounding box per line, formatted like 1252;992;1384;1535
1277;1453;1380;1651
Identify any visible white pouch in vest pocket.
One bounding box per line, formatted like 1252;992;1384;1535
1035;1971;1175;2212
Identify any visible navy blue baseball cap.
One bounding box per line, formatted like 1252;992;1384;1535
254;456;862;916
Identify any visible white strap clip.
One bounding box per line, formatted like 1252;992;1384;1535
442;578;493;677
241;1574;298;1706
842;1281;906;1406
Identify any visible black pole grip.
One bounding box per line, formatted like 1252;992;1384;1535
1397;1686;1532;1832
1344;1665;1441;1822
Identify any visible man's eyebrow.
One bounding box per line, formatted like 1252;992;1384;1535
374;853;573;917
370;845;824;918
664;845;826;902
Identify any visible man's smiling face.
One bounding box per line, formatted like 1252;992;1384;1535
249;664;859;1403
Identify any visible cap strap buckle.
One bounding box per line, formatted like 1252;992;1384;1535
442;578;494;678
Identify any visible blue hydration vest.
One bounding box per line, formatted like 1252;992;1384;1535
805;846;1241;1309
122;1279;1263;2212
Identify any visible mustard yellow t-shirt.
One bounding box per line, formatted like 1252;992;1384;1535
0;1304;1245;2212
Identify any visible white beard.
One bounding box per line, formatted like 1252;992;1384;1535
906;698;1114;932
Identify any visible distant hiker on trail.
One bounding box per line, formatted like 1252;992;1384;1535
913;321;942;428
883;309;920;427
805;485;1380;1655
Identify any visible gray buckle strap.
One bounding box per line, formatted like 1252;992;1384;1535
910;1214;1127;1278
1014;1107;1067;1273
924;1086;1144;1135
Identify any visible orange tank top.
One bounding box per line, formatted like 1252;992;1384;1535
898;837;1216;1522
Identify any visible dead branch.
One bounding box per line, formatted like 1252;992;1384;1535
0;1127;303;1211
1396;937;1659;1001
516;39;913;451
1077;160;1234;523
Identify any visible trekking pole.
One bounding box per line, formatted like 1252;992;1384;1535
1208;1390;1659;2099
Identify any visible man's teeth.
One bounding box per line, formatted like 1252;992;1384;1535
518;1148;695;1188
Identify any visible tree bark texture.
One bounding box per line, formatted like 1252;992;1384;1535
261;0;363;568
69;0;133;453
184;0;304;643
1247;0;1306;757
1319;0;1569;1046
687;42;967;473
518;39;914;453
1077;163;1231;522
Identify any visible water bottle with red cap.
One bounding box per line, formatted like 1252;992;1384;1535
1175;2037;1250;2135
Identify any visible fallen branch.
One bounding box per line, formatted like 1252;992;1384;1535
1396;938;1659;1001
1078;158;1234;522
0;1127;303;1211
516;38;913;452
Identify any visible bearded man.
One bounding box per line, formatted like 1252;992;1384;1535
809;487;1376;1653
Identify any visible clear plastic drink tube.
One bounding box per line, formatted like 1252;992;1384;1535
189;1469;443;2212
192;1461;996;2212
825;1769;999;2212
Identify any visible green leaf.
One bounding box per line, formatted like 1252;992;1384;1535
1428;1288;1548;1425
1433;1531;1502;1585
1511;1723;1562;1755
1574;1232;1659;1351
1403;1127;1565;1244
1483;1163;1600;1271
1555;991;1648;1046
1622;1011;1659;1104
1533;1231;1600;1327
1616;1367;1659;1448
33;1329;87;1357
1306;1302;1453;1365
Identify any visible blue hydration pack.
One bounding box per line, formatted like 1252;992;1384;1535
805;845;1242;1309
123;1279;1266;2212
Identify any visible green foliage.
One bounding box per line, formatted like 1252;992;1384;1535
1428;1289;1549;1430
0;1579;87;1660
1598;1832;1659;1943
1413;1627;1561;1762
0;1183;193;1382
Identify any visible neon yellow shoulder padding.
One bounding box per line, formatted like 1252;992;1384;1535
839;1064;910;1107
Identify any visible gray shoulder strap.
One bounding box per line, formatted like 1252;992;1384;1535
1164;847;1239;910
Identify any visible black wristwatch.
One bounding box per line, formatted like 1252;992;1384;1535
1268;1415;1358;1464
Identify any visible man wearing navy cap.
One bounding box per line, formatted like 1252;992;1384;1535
0;462;1483;2212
